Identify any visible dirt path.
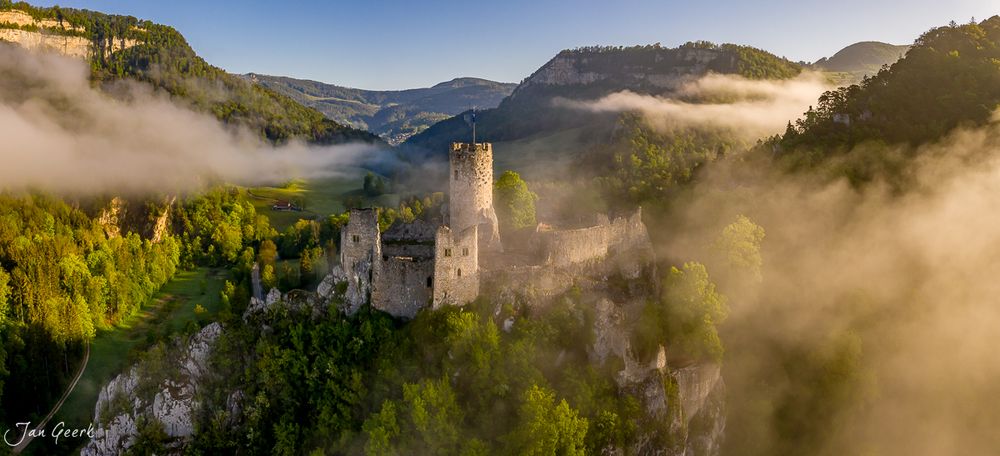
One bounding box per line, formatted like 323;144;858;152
13;343;91;454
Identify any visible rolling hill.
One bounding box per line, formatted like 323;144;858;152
812;41;910;81
246;74;516;144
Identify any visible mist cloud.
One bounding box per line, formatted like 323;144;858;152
0;45;378;195
662;114;1000;455
557;72;832;139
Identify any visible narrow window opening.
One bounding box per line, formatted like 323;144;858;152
427;276;433;288
444;248;452;257
457;268;462;277
462;247;469;256
352;234;360;243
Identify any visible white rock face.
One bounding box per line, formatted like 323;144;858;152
524;55;607;86
243;296;265;320
265;287;281;307
590;298;630;365
317;266;346;300
83;323;222;455
0;28;91;59
0;10;139;60
589;294;725;456
674;363;722;421
243;287;284;320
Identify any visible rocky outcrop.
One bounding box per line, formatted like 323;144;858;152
518;47;728;93
150;196;176;243
0;28;90;58
0;9;139;60
589;293;726;456
243;287;282;320
83;323;222;456
522;54;608;87
97;197;126;239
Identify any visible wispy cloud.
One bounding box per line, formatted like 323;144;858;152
557;72;832;139
0;44;379;195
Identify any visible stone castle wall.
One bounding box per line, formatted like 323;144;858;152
433;225;479;307
372;256;434;318
449;143;501;251
340;209;380;314
535;208;649;268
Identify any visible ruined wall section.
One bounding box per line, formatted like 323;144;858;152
372;257;434;319
535;208;650;267
449;142;501;252
339;208;380;314
433;225;479;307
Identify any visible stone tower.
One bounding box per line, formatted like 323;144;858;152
339;208;380;314
449;142;501;252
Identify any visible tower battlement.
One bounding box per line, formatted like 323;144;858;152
450;142;493;155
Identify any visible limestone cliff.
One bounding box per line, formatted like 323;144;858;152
0;10;137;59
591;295;727;456
83;323;223;455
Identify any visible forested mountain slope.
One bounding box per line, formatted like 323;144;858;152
0;1;378;144
404;41;802;153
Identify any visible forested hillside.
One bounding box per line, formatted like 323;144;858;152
812;41;910;75
0;189;271;427
0;0;379;435
776;16;1000;184
404;41;802;153
0;1;378;144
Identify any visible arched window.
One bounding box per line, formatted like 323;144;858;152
457;268;462;277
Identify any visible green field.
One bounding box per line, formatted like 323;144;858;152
48;267;228;436
247;170;400;232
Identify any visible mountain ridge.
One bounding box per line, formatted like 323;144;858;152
245;73;516;144
404;41;803;154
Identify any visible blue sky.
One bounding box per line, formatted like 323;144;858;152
33;0;999;90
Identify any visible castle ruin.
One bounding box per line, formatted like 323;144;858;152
339;142;651;318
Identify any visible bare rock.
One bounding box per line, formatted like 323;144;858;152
83;323;222;455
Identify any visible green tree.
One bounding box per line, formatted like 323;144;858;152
364;400;400;456
0;268;10;327
713;215;766;281
663;262;729;361
505;384;588;456
494;171;538;233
